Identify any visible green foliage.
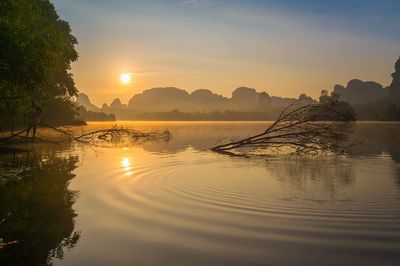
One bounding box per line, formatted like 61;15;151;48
0;0;79;130
40;98;80;125
0;0;78;98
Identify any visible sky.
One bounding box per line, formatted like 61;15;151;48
52;0;400;106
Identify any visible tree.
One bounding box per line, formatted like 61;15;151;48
0;0;78;136
389;56;400;96
319;91;355;121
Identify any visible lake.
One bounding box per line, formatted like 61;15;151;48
1;122;400;265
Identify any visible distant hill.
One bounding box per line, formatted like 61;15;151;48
75;93;116;121
331;56;400;120
124;87;299;112
86;86;305;120
333;79;389;105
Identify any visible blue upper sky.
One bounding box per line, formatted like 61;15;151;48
52;0;400;104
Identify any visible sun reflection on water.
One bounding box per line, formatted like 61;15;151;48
121;157;133;175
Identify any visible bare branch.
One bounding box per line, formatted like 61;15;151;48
211;100;357;156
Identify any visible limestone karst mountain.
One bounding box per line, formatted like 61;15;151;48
124;87;292;113
76;87;303;120
109;98;127;109
76;93;99;111
333;79;388;105
331;56;400;120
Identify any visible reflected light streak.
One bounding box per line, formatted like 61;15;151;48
121;157;133;174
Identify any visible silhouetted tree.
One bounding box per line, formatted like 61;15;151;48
298;93;313;102
318;90;355;121
385;55;400;119
390;56;400;96
0;0;78;136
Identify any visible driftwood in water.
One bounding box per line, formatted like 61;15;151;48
0;125;170;146
73;127;170;145
211;101;357;156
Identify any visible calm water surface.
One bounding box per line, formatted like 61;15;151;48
1;122;400;265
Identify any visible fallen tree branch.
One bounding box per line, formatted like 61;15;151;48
0;128;29;143
211;100;358;156
0;124;170;146
72;126;170;146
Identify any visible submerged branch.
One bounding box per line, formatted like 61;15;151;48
211;100;358;156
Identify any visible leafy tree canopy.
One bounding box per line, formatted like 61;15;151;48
0;0;78;101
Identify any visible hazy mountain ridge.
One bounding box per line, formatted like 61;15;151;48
76;56;400;120
129;87;302;112
333;79;389;105
75;82;382;120
77;82;382;114
78;87;303;115
76;93;99;112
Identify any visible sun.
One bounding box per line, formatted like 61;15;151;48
120;73;132;84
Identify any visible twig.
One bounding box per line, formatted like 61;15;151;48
0;212;11;225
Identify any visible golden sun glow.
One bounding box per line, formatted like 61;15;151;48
121;157;133;175
120;73;132;84
121;157;131;168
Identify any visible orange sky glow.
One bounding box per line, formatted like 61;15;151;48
53;0;399;106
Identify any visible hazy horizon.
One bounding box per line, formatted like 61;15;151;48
52;0;400;106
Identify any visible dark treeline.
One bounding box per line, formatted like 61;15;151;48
77;107;116;122
133;110;274;121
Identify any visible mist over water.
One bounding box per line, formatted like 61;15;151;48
2;122;400;265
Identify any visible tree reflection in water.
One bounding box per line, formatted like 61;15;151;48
0;148;80;265
264;156;354;195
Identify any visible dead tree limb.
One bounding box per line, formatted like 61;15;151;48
211;100;357;156
0;125;170;146
73;126;170;145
